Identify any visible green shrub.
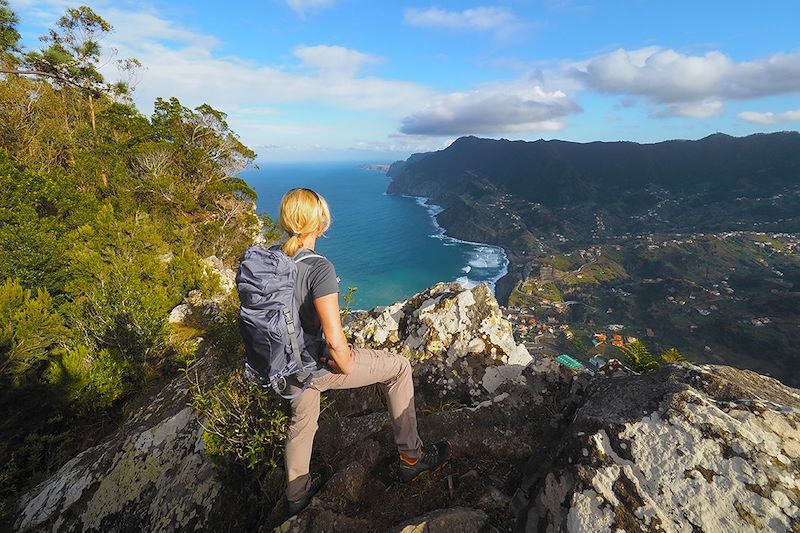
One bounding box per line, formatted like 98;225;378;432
0;279;67;384
47;345;137;411
62;205;214;375
202;291;244;371
340;286;357;319
190;369;289;469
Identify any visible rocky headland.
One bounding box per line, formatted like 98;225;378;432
386;132;800;304
12;263;800;532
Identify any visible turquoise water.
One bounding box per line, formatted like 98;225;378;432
241;162;508;310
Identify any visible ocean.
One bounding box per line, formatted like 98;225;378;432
241;162;508;311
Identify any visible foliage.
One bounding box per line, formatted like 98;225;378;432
0;279;67;384
621;341;689;372
189;369;290;469
204;292;245;371
0;0;19;62
24;6;110;89
620;340;661;372
340;286;358;319
0;3;267;517
660;347;688;364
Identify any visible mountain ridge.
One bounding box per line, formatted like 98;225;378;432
386;131;800;388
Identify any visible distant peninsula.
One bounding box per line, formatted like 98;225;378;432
360;163;391;173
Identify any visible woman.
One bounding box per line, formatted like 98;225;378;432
278;188;449;515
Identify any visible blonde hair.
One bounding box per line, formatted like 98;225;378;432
279;188;331;256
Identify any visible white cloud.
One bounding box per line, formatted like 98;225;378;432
574;47;800;117
403;6;531;41
294;45;380;77
738;109;800;124
359;134;454;154
10;0;436;150
658;99;724;118
286;0;335;17
400;85;579;135
86;10;432;116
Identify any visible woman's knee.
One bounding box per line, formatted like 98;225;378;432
396;354;412;379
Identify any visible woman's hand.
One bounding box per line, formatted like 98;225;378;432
313;293;354;374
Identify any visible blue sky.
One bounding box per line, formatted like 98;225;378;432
10;0;800;161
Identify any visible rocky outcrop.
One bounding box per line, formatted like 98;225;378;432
14;354;228;532
514;364;800;532
14;275;800;532
345;282;532;403
274;361;568;532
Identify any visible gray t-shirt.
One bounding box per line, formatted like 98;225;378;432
292;248;339;376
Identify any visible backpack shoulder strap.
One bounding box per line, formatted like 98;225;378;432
295;253;323;264
293;247;325;264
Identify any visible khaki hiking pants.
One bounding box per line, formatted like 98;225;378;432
284;346;423;501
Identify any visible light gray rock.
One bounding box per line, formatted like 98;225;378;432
14;356;232;532
167;303;191;324
202;255;236;296
516;363;800;533
388;507;489;533
345;282;532;402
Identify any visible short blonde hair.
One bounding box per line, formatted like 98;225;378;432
279;188;331;256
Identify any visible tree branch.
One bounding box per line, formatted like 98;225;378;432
0;67;84;89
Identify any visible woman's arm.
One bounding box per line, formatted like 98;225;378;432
313;292;354;374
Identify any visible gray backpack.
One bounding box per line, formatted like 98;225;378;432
236;245;322;398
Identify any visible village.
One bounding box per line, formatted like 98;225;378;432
502;230;800;375
499;303;646;375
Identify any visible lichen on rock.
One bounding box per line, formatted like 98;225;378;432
516;364;800;532
345;282;532;402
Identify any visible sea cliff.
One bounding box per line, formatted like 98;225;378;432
385;132;800;304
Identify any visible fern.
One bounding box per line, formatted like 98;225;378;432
660;347;688;364
620;340;661;372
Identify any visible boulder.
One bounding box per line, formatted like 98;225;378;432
345;282;532;404
514;363;800;532
388;507;488;533
13;354;241;532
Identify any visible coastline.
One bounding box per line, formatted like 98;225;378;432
399;194;510;293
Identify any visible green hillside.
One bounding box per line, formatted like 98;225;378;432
0;3;267;522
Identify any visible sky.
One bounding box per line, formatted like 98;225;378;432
10;0;800;161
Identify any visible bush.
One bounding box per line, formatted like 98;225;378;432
189;369;289;469
0;279;67;384
620;342;689;372
204;291;244;371
62;205;216;376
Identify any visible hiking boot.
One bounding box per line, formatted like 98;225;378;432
397;440;450;482
287;471;324;516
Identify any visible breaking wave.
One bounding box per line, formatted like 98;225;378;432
402;195;509;292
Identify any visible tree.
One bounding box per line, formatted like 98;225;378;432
0;0;19;66
8;6;138;134
24;6;112;132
